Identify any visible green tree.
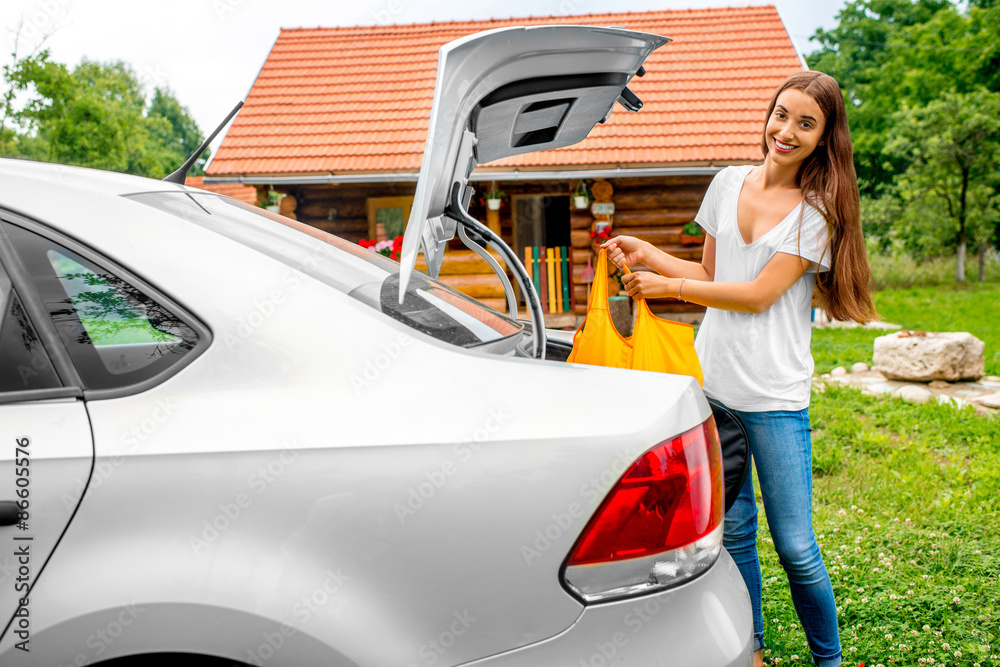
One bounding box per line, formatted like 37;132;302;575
1;50;206;178
147;88;209;176
885;90;1000;282
807;1;1000;195
807;0;951;194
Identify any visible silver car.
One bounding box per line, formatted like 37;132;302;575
0;25;751;666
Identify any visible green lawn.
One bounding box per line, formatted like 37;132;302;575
812;282;1000;376
754;284;1000;666
757;385;999;666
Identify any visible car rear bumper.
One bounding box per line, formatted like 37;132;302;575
461;549;752;667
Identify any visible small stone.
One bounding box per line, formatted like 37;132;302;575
972;393;1000;409
936;395;968;409
984;375;1000;383
831;366;847;377
851;362;869;373
867;383;893;395
897;385;933;404
928;380;951;389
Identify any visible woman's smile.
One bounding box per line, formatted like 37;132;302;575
772;137;797;153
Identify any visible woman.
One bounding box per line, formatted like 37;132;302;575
602;71;876;667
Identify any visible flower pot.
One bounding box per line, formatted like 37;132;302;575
486;198;501;210
573;195;590;210
266;204;281;214
681;234;705;245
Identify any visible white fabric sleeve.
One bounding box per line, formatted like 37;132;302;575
693;170;725;238
778;203;831;273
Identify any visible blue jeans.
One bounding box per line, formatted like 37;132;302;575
722;407;842;667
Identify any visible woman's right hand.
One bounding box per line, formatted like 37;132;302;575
601;235;646;270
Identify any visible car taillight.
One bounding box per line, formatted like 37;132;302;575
562;417;724;603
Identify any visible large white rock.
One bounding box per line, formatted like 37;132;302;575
873;332;985;382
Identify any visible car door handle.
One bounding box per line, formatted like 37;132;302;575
0;501;21;526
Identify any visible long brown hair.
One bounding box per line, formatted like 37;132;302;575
761;71;877;323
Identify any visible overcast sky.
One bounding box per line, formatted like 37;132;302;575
1;0;848;162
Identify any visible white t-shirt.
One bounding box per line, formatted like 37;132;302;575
693;165;831;412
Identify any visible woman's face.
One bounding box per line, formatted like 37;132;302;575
764;88;827;169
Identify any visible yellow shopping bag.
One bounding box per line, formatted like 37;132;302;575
567;249;704;386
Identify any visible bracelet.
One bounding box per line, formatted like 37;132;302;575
677;277;686;301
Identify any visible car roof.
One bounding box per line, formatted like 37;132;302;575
0;157;189;198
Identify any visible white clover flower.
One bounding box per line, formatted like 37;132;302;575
953;597;960;604
923;624;931;631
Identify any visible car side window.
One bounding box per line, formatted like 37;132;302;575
0;259;62;392
5;222;200;392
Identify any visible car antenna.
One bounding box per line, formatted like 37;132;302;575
162;100;244;185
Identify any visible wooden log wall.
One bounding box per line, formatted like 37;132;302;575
570;175;714;316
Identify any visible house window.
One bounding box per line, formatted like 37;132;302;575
366;196;414;242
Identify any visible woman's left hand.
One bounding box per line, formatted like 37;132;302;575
621;272;675;300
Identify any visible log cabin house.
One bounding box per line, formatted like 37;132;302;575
205;6;805;327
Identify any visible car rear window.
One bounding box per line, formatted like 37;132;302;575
127;192;522;348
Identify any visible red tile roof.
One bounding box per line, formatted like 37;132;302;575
184;176;258;204
207;6;802;177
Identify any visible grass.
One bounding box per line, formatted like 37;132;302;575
756;386;999;666
869;252;1000;291
812;282;1000;376
755;283;1000;665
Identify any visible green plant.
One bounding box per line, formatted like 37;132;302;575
683;222;703;236
258;190;282;208
484;186;505;200
574;181;591;199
